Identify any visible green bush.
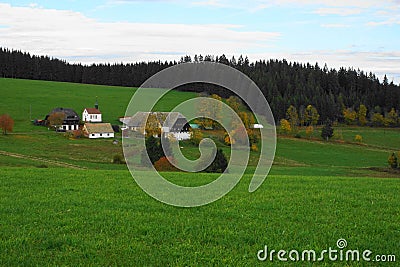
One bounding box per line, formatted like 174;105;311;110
113;154;125;164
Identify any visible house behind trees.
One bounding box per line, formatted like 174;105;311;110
45;107;80;131
121;112;191;140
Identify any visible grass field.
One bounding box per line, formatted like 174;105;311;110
1;168;399;266
0;78;399;265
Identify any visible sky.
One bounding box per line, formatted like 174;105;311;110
0;0;399;83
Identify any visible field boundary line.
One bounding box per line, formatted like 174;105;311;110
0;150;87;170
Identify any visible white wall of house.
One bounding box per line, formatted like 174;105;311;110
251;124;264;129
58;124;79;131
83;110;102;122
169;132;191;141
88;132;114;139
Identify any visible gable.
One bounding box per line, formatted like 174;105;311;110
84;108;102;115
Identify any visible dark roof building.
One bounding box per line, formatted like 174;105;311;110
123;112;190;132
45;108;80;131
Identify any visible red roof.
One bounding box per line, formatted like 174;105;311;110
84;108;101;114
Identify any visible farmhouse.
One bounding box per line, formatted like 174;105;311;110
121;112;191;140
83;123;114;139
45;107;80;131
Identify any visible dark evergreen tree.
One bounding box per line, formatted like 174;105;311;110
204;148;228;173
141;136;162;165
141;136;173;166
321;119;334;141
1;47;399;124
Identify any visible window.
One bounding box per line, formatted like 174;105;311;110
100;133;102;136
91;134;94;136
107;133;109;136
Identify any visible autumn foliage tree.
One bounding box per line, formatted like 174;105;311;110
226;96;242;113
0;114;14;135
386;108;399;127
47;112;65;128
388;152;398;169
304;105;320;126
305;125;314;138
343;108;357;125
357;104;367;126
154;156;178;172
286;105;299;132
280;119;291;134
145;113;163;137
371;113;385;127
190;129;203;145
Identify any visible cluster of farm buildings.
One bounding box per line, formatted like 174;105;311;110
35;100;193;140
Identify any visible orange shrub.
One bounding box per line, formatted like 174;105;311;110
154;156;179;172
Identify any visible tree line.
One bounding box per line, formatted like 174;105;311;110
1;47;399;124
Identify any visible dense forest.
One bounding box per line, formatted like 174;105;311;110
1;47;399;123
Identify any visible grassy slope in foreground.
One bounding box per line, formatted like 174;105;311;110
0;168;399;266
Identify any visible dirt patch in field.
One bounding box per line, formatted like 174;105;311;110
363;167;400;178
13;135;33;140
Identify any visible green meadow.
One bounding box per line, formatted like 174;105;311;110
0;78;399;266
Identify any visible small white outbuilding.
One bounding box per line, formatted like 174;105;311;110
83;123;114;139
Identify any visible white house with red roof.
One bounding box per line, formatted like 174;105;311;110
83;108;102;122
82;99;102;122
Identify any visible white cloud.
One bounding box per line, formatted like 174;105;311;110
313;7;363;16
367;8;400;26
191;0;225;7
321;23;350;28
367;19;400;26
0;3;280;62
247;0;381;9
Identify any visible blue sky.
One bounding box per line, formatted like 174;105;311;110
0;0;399;83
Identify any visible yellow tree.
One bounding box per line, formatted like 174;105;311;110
238;111;256;129
386;108;399;127
371;113;385;127
286;105;299;132
145;113;161;137
305;125;314;138
196;94;222;129
190;129;203;145
304;105;320;126
343;108;357;125
210;94;222;129
357;104;368;126
226;96;242;113
196;97;213;129
280;119;291;134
